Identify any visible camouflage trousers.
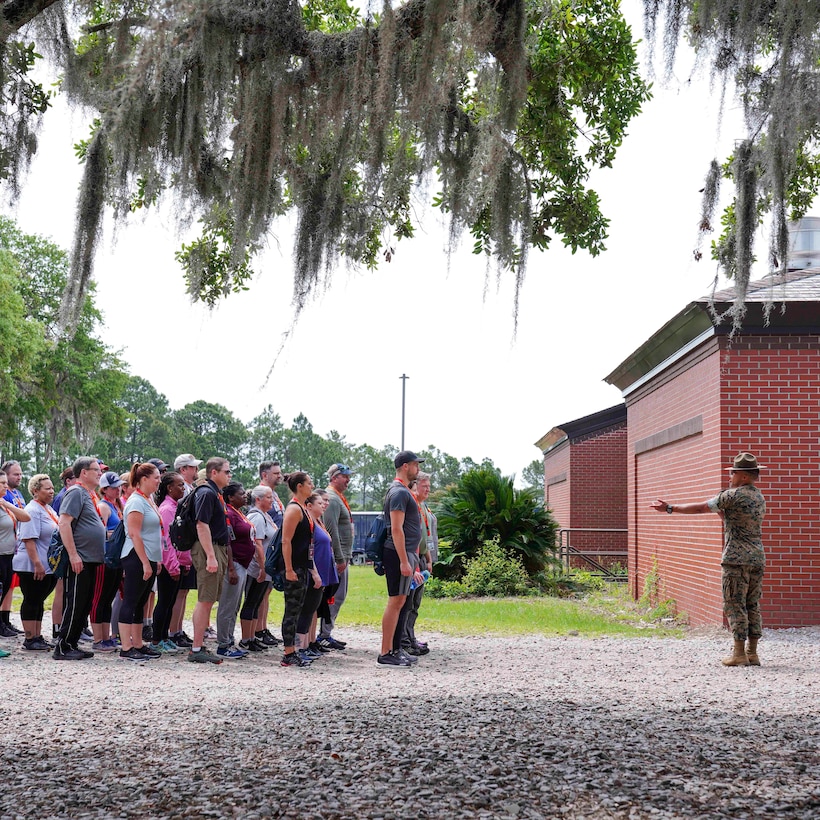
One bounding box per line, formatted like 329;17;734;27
722;564;764;641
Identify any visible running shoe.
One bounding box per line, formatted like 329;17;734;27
0;647;10;658
216;644;249;659
53;644;90;661
188;648;223;664
136;644;162;659
280;651;311;667
316;636;346;651
22;637;48;651
92;640;117;653
308;641;331;654
204;626;217;640
171;632;193;648
119;647;148;662
78;627;94;643
256;629;279;646
0;624;19;638
377;650;412;667
238;639;264;653
159;639;182;653
398;649;418;664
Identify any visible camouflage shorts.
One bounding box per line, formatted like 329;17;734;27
722;564;764;641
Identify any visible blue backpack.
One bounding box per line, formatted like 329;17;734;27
104;520;127;569
264;526;285;591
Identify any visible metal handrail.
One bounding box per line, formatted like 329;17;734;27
557;527;628;580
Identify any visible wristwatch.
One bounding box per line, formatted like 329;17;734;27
666;505;674;514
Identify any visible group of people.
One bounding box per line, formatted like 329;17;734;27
0;451;438;667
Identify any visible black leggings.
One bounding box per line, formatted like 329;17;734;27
240;576;269;621
90;564;122;625
119;551;157;624
281;569;308;648
0;554;12;605
296;583;324;634
152;568;181;642
16;572;58;622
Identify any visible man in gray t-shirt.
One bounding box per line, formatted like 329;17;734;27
378;450;424;667
54;457;106;660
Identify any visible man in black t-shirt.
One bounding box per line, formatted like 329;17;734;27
378;450;424;667
188;457;232;665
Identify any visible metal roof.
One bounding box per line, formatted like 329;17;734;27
605;268;820;392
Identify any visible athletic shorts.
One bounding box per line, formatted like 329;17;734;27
190;542;228;603
383;548;417;597
178;564;197;591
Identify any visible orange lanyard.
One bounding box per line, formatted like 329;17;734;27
396;479;425;524
84;488;104;521
291;501;315;535
415;495;431;537
136;489;165;538
37;500;59;526
229;504;256;539
2;506;15;531
332;487;352;518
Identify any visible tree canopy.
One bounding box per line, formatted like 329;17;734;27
0;0;649;330
645;1;820;324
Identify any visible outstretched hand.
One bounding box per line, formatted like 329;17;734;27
650;499;668;513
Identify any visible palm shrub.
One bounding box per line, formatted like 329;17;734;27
435;468;559;578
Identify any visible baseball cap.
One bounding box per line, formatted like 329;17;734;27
148;458;168;472
174;454;203;470
99;471;124;489
327;464;353;479
394;450;425;469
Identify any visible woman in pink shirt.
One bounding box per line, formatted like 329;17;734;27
149;471;185;653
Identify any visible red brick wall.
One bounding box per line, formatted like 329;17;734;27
569;425;627;555
627;344;725;626
720;336;820;628
626;334;820;629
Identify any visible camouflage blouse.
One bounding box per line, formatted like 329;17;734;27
707;484;766;567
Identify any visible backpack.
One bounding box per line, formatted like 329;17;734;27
47;528;68;578
169;485;206;551
365;514;389;576
104;519;127;569
264;526;285;591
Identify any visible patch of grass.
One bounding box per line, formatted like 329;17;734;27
340;567;683;638
14;566;683;639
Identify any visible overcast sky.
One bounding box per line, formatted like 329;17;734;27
7;1;757;480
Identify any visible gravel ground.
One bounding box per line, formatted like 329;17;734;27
0;625;818;820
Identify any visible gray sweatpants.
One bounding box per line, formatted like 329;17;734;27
216;563;247;648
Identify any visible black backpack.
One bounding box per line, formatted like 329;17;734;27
169;485;206;551
368;485;399;575
264;526;285;591
365;514;389;575
104;519;127;569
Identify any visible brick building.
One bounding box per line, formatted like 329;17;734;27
536;405;627;569
605;269;820;628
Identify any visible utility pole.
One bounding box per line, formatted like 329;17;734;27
399;373;409;450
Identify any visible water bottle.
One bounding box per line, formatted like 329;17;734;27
410;569;430;591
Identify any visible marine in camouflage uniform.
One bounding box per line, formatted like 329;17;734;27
707;483;765;642
652;452;766;667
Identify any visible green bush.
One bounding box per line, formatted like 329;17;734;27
425;577;471;598
461;539;532;596
435;468;559;578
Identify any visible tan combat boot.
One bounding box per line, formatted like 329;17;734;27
745;637;761;666
721;639;749;666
